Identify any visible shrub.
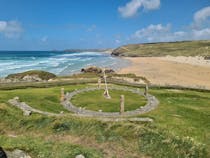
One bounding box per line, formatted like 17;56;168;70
138;128;207;158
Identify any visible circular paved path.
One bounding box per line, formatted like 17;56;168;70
61;87;159;117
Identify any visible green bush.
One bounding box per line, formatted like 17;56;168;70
138;128;207;158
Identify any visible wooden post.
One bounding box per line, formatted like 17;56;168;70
103;68;111;99
120;95;124;114
144;84;148;96
60;88;65;102
98;78;101;88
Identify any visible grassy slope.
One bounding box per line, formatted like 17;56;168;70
141;88;210;154
6;70;56;80
111;40;210;57
71;89;147;112
0;84;209;157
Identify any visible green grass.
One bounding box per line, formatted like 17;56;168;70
0;83;209;157
0;84;87;113
140;88;210;155
71;89;147;112
112;40;210;57
0;135;103;158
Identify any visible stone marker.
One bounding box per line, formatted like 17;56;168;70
120;95;125;114
144;84;148;96
60;88;65;102
98;78;101;88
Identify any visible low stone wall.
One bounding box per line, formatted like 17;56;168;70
61;87;159;117
8;97;61;116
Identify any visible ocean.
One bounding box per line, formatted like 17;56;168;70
0;51;129;77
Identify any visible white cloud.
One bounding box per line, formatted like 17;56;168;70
133;24;172;42
192;28;210;39
118;0;160;18
128;5;210;43
115;39;121;44
41;36;48;42
132;23;210;43
0;20;23;38
194;6;210;25
87;24;96;32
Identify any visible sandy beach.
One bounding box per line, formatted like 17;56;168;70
119;57;210;89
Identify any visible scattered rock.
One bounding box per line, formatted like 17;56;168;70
23;110;32;116
22;75;42;82
75;154;85;158
81;66;115;74
14;97;19;100
5;149;31;158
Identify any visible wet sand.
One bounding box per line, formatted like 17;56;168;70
118;57;210;89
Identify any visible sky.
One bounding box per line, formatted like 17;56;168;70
0;0;210;50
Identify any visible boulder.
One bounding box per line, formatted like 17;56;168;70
5;149;31;158
75;154;85;158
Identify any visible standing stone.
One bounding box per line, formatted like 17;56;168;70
60;88;65;102
120;95;125;114
98;78;101;88
144;84;148;96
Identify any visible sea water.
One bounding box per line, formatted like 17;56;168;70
0;51;129;77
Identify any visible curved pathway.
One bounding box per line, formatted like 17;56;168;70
61;87;159;117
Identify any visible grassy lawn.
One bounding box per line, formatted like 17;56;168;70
71;89;147;112
0;83;209;157
0;84;87;113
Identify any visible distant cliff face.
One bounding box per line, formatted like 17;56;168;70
63;48;112;53
111;40;210;57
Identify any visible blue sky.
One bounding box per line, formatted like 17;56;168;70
0;0;210;50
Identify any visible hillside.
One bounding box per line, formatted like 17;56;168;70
6;70;56;81
112;40;210;57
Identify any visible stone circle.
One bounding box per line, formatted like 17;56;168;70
61;87;159;117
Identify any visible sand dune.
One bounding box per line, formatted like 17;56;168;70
119;57;210;89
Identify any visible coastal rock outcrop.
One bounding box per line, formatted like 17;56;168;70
2;70;56;83
81;66;115;74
